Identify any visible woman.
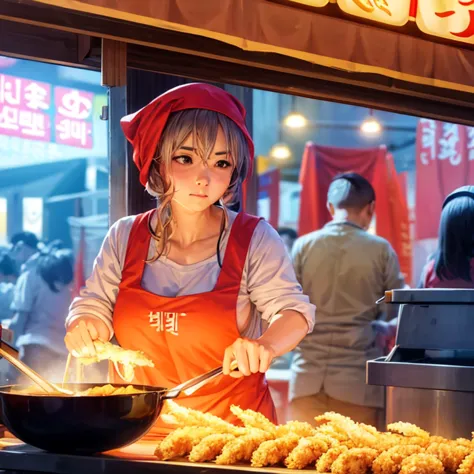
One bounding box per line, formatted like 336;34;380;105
420;186;474;288
9;248;74;381
64;83;315;436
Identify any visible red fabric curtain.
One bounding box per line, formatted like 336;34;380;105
298;143;391;238
386;155;412;285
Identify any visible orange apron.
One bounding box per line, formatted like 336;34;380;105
112;210;277;439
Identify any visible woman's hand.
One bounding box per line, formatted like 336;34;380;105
223;338;276;379
64;317;109;357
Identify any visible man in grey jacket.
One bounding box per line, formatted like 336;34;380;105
290;172;404;427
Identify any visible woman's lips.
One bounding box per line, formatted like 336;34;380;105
190;194;208;198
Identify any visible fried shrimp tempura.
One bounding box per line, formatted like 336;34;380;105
276;420;315;437
162;400;238;433
314;412;378;449
188;434;235;463
315;412;356;427
331;447;378;474
230;405;277;434
426;442;470;472
458;451;474;474
215;429;272;465
284;436;330;469
251;434;300;467
399;453;444;474
154;427;214;460
455;438;473;449
316;424;352;443
376;433;405;452
387;422;430;439
316;445;349;473
372;445;424;474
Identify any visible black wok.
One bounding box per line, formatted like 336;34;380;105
0;364;228;454
0;383;175;454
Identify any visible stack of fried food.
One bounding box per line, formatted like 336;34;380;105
154;401;474;474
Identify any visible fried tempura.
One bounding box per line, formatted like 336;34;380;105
458;450;474;474
154;427;214;460
427;442;470;472
316;445;349;473
455;437;473;449
230;405;277;434
331;447;378;474
399;453;444;474
387;422;430;439
188;434;235;463
251;434;300;467
79;340;154;382
215;429;272;465
372;445;424;474
284;436;330;469
315;412;356;427
162;400;239;434
315;424;352;443
314;412;378;449
79;384;145;396
276;420;315;437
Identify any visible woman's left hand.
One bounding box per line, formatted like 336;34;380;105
223;338;276;379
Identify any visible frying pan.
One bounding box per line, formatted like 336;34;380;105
0;364;231;454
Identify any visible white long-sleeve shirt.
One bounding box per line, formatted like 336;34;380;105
67;210;315;339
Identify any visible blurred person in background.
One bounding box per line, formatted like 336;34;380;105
420;186;474;289
9;248;74;381
289;173;404;428
0;252;18;321
277;227;298;255
10;231;40;274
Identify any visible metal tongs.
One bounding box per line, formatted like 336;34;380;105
0;326;73;395
165;360;239;399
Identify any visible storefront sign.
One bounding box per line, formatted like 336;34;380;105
415;120;472;240
417;0;474;45
284;0;474;44
55;87;94;149
0;74;51;142
287;0;329;5
337;0;411;27
0;74;95;149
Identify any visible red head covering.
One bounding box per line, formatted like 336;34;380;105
120;83;255;187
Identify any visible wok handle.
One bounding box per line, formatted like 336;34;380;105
162;361;239;400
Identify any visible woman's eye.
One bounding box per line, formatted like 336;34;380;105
216;160;232;169
173;155;193;165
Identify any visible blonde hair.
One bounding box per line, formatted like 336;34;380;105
146;109;251;262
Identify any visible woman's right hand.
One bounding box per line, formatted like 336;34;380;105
64;317;109;357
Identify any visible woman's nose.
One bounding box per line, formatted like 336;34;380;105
195;166;210;186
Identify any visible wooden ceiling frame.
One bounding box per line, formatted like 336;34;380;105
0;0;473;127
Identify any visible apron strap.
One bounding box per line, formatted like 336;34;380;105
215;212;262;291
120;210;154;288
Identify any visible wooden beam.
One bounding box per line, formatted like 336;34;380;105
102;39;128;223
0;17;91;67
101;39;127;87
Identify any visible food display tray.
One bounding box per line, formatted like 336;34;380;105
0;438;320;474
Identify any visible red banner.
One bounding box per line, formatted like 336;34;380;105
258;169;280;229
415;120;470;240
387;155;412;284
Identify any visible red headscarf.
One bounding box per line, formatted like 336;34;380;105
120;83;255;187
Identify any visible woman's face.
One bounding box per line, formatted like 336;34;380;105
168;126;234;212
